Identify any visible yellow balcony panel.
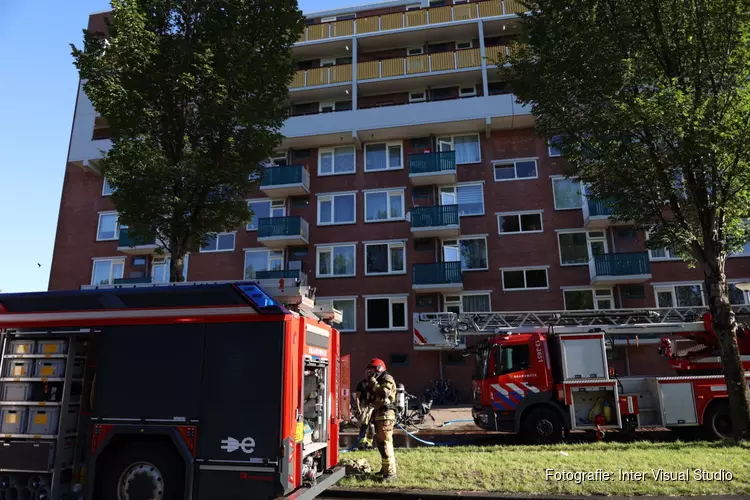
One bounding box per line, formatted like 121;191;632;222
332;20;354;37
298;31;306;43
382;57;406;77
485;45;507;64
429;6;452;24
290;71;306;88
479;0;503;18
504;0;525;15
405;10;427;27
406;54;429;74
357;16;380;34
306;24;329;41
508;43;527;60
431;52;456;72
306;67;330;86
381;12;404;31
453;3;476;21
457;48;481;68
331;64;352;83
358;61;380;80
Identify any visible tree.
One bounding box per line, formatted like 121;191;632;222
72;0;304;281
511;0;750;439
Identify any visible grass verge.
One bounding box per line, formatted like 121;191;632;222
339;441;750;496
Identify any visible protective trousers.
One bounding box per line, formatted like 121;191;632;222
375;419;396;476
359;407;374;447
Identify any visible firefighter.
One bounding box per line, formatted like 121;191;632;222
354;378;374;449
366;358;397;480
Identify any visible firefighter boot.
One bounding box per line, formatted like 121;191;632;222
375;420;397;480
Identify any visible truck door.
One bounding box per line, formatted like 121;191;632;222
339;354;351;422
489;340;541;412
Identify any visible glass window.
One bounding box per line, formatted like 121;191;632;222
565;289;614;310
729;284;748;305
366;297;408;331
443;238;487;270
676;285;703;306
548;135;563;157
455;184;484;216
200;232;235;252
97;213;119;241
462;294;491;312
498;212;543;234
495;344;531;375
102;177;115;196
319;146;355;175
365;190;404;222
317;245;356;277
502;268;548;290
365;142;402;171
91;259;124;285
318;193;356;225
552;177;583;210
559;232;589;265
152;256;189;283
247;199;284;230
365;242;405;275
437;134;481;164
331;299;356;332
244;250;283;279
493;160;538;181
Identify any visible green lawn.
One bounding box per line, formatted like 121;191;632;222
339;441;750;496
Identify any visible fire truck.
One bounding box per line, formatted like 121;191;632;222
413;306;750;443
0;280;346;500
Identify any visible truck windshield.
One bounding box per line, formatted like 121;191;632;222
473;346;490;380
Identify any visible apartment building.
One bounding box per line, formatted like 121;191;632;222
51;0;750;397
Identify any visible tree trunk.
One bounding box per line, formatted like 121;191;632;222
703;257;750;441
169;254;186;283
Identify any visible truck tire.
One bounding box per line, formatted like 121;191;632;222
95;439;185;500
522;407;564;444
703;401;732;440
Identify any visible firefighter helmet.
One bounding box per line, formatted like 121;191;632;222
368;358;386;373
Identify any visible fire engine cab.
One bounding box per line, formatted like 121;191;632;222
0;281;346;500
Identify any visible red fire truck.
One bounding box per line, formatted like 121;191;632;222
413;308;750;443
0;281;346;500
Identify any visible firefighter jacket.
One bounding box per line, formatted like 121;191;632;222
367;371;397;421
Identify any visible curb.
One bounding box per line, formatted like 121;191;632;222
321;488;748;500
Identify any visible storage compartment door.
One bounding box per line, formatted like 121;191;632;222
660;382;697;425
561;337;607;379
198;322;285;462
196;466;277;500
338;354;350;423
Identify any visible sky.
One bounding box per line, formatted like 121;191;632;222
0;0;368;294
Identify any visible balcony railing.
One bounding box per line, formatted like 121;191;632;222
258;216;309;240
591;252;651;278
290;65;353;89
255;269;308;285
260;165;310;188
358;49;481;81
118;228;156;248
409;151;456;175
411;205;460;228
113;277;153;284
485;45;508;65
588;199;614;217
412;261;463;286
297;0;525;42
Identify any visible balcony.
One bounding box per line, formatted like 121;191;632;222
409;151;457;186
589;252;651;285
410;205;460;238
117;228;158;255
113;277;153;285
260;165;310;197
255;269;308;286
289;65;352;90
582;198;632;228
412;261;463;292
257;216;309;248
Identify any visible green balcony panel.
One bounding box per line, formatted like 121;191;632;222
412;261;463;285
409;151;456;175
594;252;650;277
588;199;614;217
411;205;459;228
260;165;305;186
118;228;156;247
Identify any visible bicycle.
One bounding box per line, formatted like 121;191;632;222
419;379;460;406
398;392;434;433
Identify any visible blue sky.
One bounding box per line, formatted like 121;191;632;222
0;0;365;293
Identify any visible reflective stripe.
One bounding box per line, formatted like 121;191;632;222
521;382;540;393
491;384;508;396
506;383;525;395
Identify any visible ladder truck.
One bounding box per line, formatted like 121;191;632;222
0;280;347;500
413;306;750;443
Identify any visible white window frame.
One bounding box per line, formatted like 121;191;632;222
562;287;615;310
316;243;357;278
728;280;750;304
443;292;492;313
548;135;564;157
551;175;583;210
458;86;477;98
493;158;539;182
318;146;356;176
318;297;358;332
151;255;189;283
243;248;284;279
407;46;425;56
455;40;473;50
364;141;404;172
199;232;236;253
406;4;422;10
247;199;285;231
496;210;544;235
317;191;357;226
645;231;681;261
409;90;427;102
364;188;405;222
500;266;550;291
320;58;337;67
364;240;407;276
365;295;409;332
442;235;489;271
652;282;705;308
96;211;120;241
447;182;485;217
319;101;336;113
557;229;608;267
90;257;125;286
102;177;115;196
437;133;482;165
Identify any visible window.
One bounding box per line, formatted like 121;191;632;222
91;258;125;285
645;230;680;260
493;159;538;181
729;284;749;305
320;58;337;67
654;284;704;307
444;293;491;313
406;4;422;11
317;244;356;278
365;142;403;172
152;256;189;283
409;90;427;103
102;177;115;196
247;199;285;230
455;40;473;50
495;344;530;375
364;189;404;222
96;213;120;241
319;146;355;176
365;242;406;275
416;294;435;307
365;296;408;331
269;152;288;166
443;351;466;365
502;267;549;290
319;298;356;332
200;232;235;253
319;101;335;113
497;211;543;235
318;192;356;225
443;237;488;270
623;284;646;299
407;46;424;56
548;135;564;157
437;134;481;164
458;86;477;97
552;177;583;210
564;289;614;310
487;81;509;95
244;249;284;279
440;184;484;216
558;230;607;266
390;354;409;366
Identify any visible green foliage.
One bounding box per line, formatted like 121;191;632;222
72;0;304;279
511;0;750;262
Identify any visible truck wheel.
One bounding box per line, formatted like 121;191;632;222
522;407;563;444
96;440;185;500
704;401;732;440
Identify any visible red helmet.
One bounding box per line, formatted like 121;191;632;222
368;358;386;373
